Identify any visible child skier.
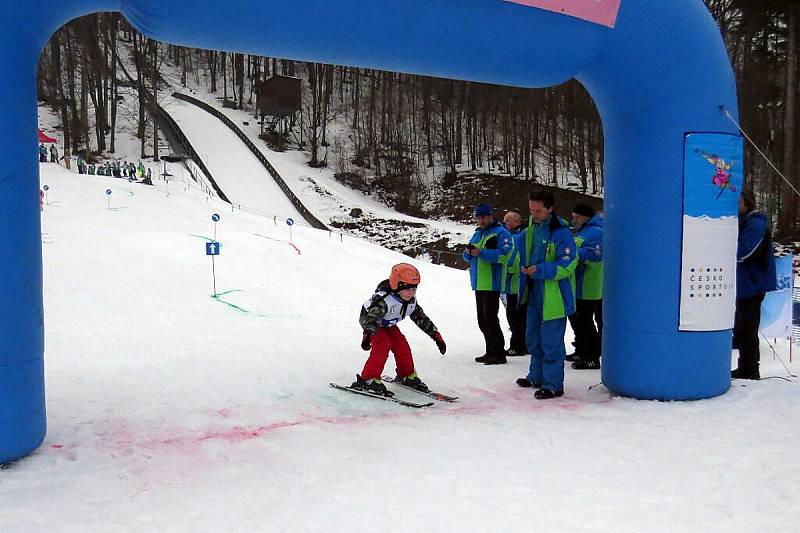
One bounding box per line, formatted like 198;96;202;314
352;263;446;396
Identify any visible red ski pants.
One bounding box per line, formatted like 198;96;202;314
360;326;415;380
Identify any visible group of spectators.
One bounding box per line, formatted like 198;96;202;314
38;143;60;164
75;157;152;184
463;190;603;400
38;142;153;185
463;186;778;398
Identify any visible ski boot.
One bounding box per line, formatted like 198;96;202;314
351;374;395;397
397;373;429;392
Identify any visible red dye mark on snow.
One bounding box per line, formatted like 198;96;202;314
50;444;64;449
462;386;610;412
193;421;303;444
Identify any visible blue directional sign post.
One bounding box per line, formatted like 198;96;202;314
105;189;112;210
42;184;49;205
206;240;220;297
286;217;294;245
211;213;220;241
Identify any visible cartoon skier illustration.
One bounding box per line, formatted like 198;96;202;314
697;149;737;199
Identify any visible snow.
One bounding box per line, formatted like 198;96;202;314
1;163;799;531
164;96;302;220
169;87;474;253
20;38;798;532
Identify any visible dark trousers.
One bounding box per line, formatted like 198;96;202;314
567;299;603;361
505;293;528;353
733;294;765;375
475;291;505;358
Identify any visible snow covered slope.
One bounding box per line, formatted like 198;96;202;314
164;95;303;220
1;164;799;531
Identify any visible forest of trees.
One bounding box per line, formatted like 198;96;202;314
36;1;800;235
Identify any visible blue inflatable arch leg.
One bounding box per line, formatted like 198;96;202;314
0;0;740;463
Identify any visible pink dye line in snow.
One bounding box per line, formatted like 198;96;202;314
253;233;301;254
503;0;621;28
49;389;610;453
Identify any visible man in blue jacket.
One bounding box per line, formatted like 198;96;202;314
463;204;513;365
515;190;578;399
567;203;604;370
732;189;776;380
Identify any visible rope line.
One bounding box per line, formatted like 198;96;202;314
719;105;800;198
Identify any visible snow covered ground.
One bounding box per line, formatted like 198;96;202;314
165;88;474;257
1;163;799;532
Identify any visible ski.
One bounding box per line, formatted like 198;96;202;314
329;383;434;408
381;376;459;402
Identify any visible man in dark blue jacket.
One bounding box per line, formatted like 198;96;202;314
463;204;513;365
567;203;604;370
732;189;776;380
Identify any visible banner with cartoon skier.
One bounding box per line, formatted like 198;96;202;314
679;133;743;331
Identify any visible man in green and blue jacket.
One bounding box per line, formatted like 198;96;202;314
463;203;513;365
501;210;527;356
567;203;604;370
515;190;578;399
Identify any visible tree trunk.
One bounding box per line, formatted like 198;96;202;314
781;4;798;236
152;41;160;162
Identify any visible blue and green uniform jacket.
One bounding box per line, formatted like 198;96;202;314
501;227;523;295
516;214;578;321
574;213;603;300
463;220;513;292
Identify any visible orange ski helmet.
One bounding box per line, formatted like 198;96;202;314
389;263;420;291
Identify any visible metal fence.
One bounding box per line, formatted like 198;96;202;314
152;100;231;204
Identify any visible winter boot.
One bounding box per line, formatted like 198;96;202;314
482;354;507;365
534;388;564;400
731;367;760;380
571;359;600;370
516;378;541;389
506;348;525;357
351;374;395;397
398;373;429;392
474;354;489;363
565;352;582;363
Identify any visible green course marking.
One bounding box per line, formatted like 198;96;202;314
210;290;301;319
211;290;249;314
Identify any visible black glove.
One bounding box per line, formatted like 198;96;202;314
433;331;446;355
361;331;372;351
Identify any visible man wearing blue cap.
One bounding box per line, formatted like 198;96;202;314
463;203;513;365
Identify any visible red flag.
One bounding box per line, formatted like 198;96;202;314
38;129;58;143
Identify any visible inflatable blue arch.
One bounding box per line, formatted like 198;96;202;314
1;0;742;463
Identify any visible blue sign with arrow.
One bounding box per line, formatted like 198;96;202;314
206;241;220;256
